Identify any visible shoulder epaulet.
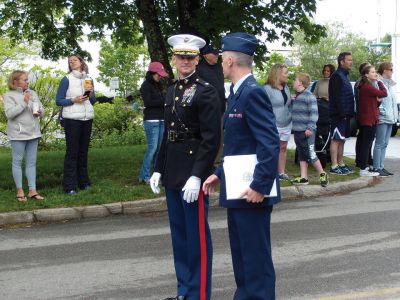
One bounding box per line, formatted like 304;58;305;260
195;77;211;87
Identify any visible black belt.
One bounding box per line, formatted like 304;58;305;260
167;130;200;142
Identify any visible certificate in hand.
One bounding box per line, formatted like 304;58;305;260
223;154;277;200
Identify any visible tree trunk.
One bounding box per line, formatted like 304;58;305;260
136;0;172;77
177;0;201;33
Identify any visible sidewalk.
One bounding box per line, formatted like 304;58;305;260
0;176;381;226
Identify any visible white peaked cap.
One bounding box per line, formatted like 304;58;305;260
167;34;206;56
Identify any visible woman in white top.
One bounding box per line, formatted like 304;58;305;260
56;54;96;195
264;64;292;180
314;64;335;101
3;70;44;201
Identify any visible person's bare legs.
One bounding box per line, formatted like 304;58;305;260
337;141;345;166
279;141;288;174
330;140;340;167
299;161;308;178
313;159;324;175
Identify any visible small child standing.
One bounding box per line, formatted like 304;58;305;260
292;73;328;187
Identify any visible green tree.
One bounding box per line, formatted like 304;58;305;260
0;36;37;94
367;33;392;67
0;0;326;72
97;39;148;97
23;66;64;147
255;52;300;93
291;23;391;81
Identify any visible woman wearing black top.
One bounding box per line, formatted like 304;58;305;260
139;61;168;183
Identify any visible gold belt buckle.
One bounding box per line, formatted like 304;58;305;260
168;130;176;142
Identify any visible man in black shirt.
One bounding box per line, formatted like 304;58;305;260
197;44;226;167
197;44;226;115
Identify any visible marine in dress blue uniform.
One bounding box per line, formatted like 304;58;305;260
150;34;221;300
203;32;280;300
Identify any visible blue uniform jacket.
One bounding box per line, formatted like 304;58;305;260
216;75;281;208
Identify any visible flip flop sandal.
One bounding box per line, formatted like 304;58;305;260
16;196;27;202
29;194;44;200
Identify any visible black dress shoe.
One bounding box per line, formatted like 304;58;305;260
163;296;186;300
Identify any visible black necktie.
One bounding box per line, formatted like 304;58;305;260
228;84;234;101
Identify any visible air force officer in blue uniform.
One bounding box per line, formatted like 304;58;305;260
203;32;280;300
150;34;221;300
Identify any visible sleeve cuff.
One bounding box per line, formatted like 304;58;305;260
250;178;274;195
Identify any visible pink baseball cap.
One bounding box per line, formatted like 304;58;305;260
148;61;168;77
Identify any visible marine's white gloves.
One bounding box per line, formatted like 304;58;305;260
182;176;201;203
150;172;161;194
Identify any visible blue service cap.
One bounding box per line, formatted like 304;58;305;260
221;32;258;56
201;44;220;55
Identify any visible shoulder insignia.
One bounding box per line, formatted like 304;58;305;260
196;77;211;87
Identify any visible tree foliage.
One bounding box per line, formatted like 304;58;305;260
291;23;392;81
97;39;148;97
0;36;37;95
255;52;299;92
0;0;326;71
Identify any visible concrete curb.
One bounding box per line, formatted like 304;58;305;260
0;176;381;226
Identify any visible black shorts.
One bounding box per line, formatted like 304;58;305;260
330;117;351;140
294;131;318;164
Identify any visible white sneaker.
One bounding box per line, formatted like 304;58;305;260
360;168;379;177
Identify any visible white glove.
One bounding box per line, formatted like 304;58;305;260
182;176;201;203
150;172;161;194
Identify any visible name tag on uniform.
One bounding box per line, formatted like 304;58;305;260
223;154;277;200
228;113;242;118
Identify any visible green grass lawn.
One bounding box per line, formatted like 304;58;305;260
0;145;163;213
0;146;358;213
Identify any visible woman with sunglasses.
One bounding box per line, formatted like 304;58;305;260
372;62;398;176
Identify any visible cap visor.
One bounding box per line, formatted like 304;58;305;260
157;69;168;77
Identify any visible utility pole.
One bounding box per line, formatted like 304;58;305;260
392;0;400;101
377;0;381;43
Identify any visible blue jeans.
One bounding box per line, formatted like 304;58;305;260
139;120;164;181
373;123;393;170
10;138;39;190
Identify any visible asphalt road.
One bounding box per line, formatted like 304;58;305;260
1;159;400;300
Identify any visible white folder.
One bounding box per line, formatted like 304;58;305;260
223;154;278;200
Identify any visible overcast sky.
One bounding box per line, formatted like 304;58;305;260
25;0;398;94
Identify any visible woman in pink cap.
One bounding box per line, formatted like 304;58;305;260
138;61;168;184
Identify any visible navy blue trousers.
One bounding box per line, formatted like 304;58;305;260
227;206;275;300
165;189;212;300
63;119;92;191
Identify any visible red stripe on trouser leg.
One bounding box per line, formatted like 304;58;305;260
198;190;207;300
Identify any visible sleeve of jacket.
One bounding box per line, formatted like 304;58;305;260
140;81;163;108
153;87;172;175
367;81;388;98
245;86;279;195
4;93;28;120
313;81;320;98
329;74;344;118
56;77;74;107
154;120;168;175
191;85;221;179
307;94;319;131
